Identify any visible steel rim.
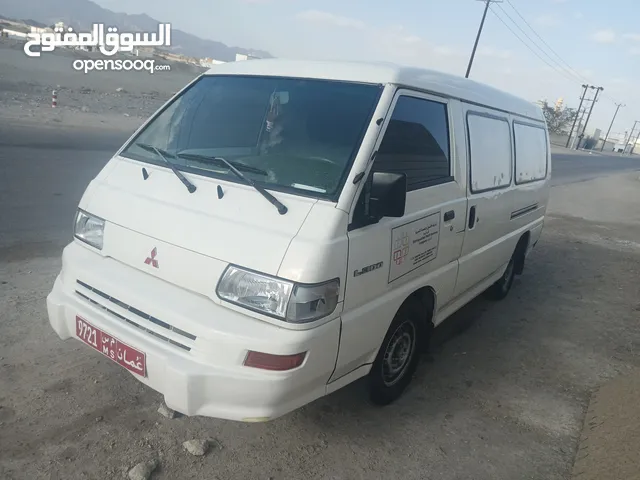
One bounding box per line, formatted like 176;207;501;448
382;320;416;387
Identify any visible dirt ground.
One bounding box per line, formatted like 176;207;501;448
1;156;640;480
571;370;640;480
0;39;201;131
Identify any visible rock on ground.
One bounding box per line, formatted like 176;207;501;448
128;458;159;480
183;439;210;456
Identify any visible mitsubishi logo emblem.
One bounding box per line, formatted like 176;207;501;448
144;247;159;268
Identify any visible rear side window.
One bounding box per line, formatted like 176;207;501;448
514;122;548;184
374;95;451;191
467;113;512;193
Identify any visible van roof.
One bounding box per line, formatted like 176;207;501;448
204;58;545;122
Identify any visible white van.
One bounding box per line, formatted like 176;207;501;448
46;59;551;422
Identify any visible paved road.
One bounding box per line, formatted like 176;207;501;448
1;124;639;254
550;149;640;186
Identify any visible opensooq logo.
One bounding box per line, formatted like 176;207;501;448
23;23;172;58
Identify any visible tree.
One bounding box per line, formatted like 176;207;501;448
539;100;577;135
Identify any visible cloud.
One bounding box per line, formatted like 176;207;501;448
610;77;629;84
478;46;512;59
432;45;459;56
551;0;569;3
630;47;640;56
573;12;584;19
591;29;616;43
296;10;365;29
535;14;561;28
623;33;640;41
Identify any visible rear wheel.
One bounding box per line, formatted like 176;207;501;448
485;253;516;301
368;299;425;406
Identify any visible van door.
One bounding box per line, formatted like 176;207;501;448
453;105;517;297
330;90;467;380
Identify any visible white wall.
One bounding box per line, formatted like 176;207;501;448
1;29;28;38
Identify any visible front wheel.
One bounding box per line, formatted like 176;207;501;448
368;300;425;406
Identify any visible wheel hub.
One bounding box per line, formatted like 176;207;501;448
382;321;416;386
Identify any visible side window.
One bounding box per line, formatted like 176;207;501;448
514;122;548;184
374;95;452;191
467;113;512;192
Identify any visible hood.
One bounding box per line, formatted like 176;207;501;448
82;157;317;282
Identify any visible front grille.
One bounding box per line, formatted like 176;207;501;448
75;280;196;352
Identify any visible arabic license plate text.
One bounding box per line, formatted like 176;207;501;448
76;316;146;377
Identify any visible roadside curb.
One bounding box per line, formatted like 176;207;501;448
571;370;640;480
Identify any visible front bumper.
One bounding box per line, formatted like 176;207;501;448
46;241;341;422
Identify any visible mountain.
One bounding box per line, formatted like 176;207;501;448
0;0;272;61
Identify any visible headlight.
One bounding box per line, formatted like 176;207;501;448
216;266;340;324
74;210;105;250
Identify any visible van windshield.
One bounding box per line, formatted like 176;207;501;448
120;75;383;199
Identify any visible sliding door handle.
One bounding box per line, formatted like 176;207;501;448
468;206;477;229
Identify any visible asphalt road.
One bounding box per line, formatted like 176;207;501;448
1;124;639;255
550;149;640;186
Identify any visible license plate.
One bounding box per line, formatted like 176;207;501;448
76;316;147;377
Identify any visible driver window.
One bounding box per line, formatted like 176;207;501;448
373;95;452;191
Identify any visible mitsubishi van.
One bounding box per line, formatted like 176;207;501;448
46;59;551;422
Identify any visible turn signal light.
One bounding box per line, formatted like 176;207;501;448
244;351;307;371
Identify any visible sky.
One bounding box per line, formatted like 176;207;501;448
96;0;640;139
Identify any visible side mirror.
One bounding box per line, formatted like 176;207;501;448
370;172;406;219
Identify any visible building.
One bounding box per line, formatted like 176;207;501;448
554;97;564;111
0;24;30;38
235;53;260;62
30;25;54;34
200;57;226;68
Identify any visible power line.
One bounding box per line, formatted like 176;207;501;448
500;1;622;106
494;3;583;84
488;6;581;85
504;0;588;84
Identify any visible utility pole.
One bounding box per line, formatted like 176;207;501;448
600;103;625;152
571;103;590;150
575;86;603;150
630;123;640;155
625;121;638;154
566;84;589;148
465;0;502;78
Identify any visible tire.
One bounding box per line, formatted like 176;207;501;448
484;253;516;301
368;299;425;406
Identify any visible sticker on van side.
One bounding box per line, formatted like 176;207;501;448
389;212;441;283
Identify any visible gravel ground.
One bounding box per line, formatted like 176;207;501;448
1;173;639;480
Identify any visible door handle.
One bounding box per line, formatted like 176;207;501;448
444;210;455;222
468;206;477;229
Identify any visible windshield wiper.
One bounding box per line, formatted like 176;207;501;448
136;143;197;194
177;151;287;215
175;152;269;176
